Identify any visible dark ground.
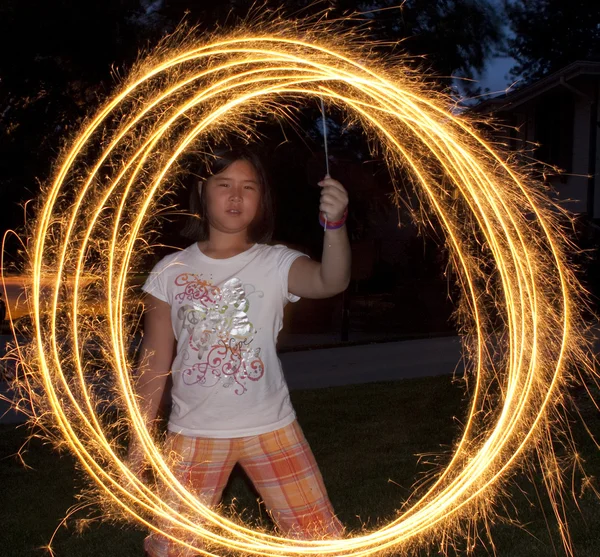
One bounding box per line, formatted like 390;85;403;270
1;375;599;557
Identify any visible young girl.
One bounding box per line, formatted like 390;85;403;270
133;146;351;557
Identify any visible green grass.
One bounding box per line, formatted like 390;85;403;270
1;375;599;556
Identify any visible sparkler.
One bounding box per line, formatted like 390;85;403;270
319;96;330;230
8;19;597;557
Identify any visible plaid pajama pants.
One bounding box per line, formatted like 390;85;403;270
144;420;343;557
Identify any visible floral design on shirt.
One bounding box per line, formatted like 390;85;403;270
174;272;264;395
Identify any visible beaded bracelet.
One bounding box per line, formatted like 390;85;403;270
319;208;348;230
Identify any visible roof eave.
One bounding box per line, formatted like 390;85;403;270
474;60;600;113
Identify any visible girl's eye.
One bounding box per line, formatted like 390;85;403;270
244;185;256;190
219;183;230;187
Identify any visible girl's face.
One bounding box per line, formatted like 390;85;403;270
204;159;261;238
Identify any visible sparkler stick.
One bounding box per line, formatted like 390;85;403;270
320;96;330;230
9;21;597;557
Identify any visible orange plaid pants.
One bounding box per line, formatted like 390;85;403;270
144;420;343;557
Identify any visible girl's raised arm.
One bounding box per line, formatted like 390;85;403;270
288;176;351;299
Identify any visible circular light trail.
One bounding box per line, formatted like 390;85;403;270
15;24;592;556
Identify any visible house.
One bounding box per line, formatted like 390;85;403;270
474;61;600;219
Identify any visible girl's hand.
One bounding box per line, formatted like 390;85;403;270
318;176;348;223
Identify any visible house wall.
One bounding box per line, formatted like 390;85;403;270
488;75;600;218
520;79;598;216
593;84;600;219
550;90;590;215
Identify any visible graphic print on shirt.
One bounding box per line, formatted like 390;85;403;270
174;272;265;395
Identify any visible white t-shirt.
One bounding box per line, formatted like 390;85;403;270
141;242;308;438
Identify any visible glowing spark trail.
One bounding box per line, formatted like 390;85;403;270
9;20;596;557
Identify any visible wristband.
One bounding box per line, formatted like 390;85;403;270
319;208;348;230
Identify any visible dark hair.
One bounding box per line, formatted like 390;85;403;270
181;147;275;243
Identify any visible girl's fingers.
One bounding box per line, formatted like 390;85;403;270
318;179;348;221
320;186;347;199
320;202;346;216
320;190;348;207
320;192;340;203
320;201;345;217
318;183;345;195
318;178;347;193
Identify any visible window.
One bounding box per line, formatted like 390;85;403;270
534;91;574;173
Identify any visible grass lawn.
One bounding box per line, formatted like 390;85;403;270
1;375;599;556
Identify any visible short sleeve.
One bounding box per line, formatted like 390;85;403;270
273;244;310;303
141;257;171;303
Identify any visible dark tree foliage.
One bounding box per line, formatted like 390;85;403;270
0;0;158;227
153;0;504;80
339;0;504;80
0;0;504;237
505;0;600;83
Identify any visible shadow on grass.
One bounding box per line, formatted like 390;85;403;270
1;375;599;556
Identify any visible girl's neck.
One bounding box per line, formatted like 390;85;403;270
198;230;255;259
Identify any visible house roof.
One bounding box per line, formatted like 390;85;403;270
474;60;600;113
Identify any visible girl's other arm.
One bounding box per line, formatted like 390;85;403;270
127;294;174;472
288;177;351;299
135;294;175;428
